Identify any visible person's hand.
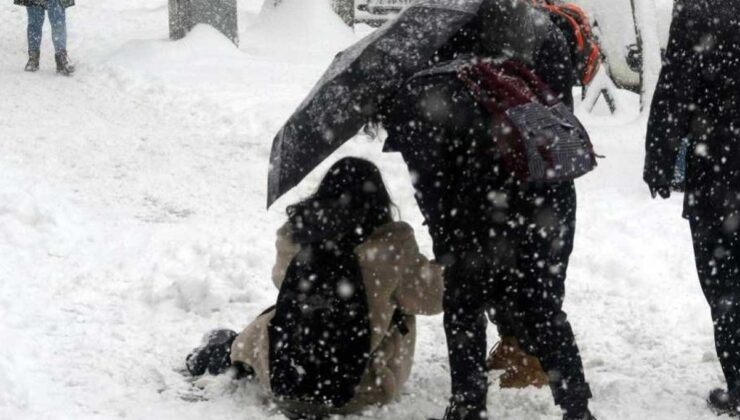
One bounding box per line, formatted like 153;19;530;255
649;184;671;199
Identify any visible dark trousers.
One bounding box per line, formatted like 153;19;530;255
691;214;740;393
438;180;591;410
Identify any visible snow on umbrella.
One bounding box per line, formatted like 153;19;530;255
266;0;490;208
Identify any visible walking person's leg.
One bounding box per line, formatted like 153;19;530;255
47;0;67;53
47;0;74;75
25;5;45;72
691;213;740;414
507;182;593;419
442;250;490;419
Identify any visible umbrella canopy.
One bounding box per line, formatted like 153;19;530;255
266;0;492;208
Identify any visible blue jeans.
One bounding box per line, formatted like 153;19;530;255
27;0;67;53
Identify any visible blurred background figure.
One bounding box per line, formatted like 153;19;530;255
14;0;75;75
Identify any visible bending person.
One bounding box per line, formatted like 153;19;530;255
485;0;602;391
379;1;594;419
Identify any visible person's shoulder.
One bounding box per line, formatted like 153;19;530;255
276;222;296;247
367;221;414;243
356;221;417;262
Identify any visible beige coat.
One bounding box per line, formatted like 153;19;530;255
231;221;444;413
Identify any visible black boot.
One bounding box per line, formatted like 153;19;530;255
428;400;487;420
562;399;597;420
55;50;75;76
563;410;597;420
25;51;40;72
185;329;238;376
708;388;740;416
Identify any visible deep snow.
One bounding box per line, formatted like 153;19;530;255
0;0;729;419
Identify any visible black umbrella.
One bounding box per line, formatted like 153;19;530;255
266;0;491;208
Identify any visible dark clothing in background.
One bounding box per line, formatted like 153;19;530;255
645;0;740;395
14;0;74;8
382;12;590;412
644;0;740;221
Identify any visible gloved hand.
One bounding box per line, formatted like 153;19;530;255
649;184;671;199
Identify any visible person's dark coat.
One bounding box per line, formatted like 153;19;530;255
14;0;74;8
644;0;740;220
379;6;592;413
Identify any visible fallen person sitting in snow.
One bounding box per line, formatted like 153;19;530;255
186;157;444;420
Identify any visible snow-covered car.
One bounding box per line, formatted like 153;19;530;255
354;0;413;26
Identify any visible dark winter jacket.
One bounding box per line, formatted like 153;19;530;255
383;7;577;152
644;0;740;219
14;0;74;8
380;8;577;257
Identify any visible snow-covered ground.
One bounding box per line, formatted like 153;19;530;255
0;1;727;419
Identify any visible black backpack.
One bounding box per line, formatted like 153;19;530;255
268;240;371;408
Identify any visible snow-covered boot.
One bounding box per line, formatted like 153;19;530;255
428;400;487;420
55;50;75;76
186;329;238;376
25;51;40;72
708;388;740;416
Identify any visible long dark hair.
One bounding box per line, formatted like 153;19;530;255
286;157;394;247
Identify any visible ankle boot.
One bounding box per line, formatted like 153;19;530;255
708;388;740;416
185;329;238;376
486;336;520;371
562;400;597;420
55;50;75;76
487;336;549;389
25;51;40;72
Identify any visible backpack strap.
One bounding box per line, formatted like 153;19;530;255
500;61;560;106
458;61;537;114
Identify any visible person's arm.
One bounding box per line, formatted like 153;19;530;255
393;227;444;316
644;2;702;198
534;24;577;110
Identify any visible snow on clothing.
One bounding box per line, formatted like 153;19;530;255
25;0;68;53
230;221;444;413
381;5;591;416
645;0;740;394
